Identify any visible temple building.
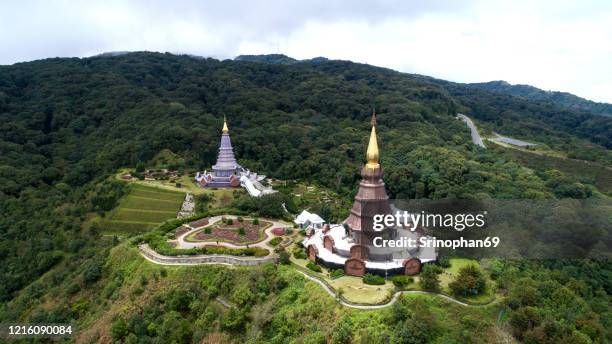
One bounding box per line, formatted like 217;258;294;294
302;112;436;276
195;117;276;197
294;210;325;231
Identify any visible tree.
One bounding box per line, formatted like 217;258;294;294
509;306;542;340
160;311;193;343
331;316;353;344
135;161;146;173
111;317;128;339
419;264;440;292
449;265;487;297
166;289;194;312
277;248;290;264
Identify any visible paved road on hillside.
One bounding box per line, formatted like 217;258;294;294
457;114;486;148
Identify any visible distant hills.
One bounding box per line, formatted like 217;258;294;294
469;80;612;117
235;53;328;64
235;54;612;117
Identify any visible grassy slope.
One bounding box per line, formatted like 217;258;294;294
491;144;612;195
70;243;506;343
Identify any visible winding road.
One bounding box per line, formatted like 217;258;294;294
457;114;486;148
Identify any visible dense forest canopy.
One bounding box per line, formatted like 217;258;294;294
470;80;612;117
412;75;612;153
0;52;610;343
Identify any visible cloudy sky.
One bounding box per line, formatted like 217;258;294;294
1;0;611;102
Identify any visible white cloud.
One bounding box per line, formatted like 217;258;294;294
0;0;610;102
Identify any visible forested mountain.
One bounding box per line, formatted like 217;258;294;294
0;52;610;343
412;76;612;153
470;80;612;117
235;53;329;65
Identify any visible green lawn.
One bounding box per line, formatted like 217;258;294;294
439;258;480;289
98;184;185;235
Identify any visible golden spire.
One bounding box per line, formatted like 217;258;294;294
222;115;229;133
366;109;380;169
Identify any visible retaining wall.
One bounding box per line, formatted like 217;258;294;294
139;244;278;266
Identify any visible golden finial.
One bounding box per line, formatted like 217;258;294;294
222;115;229;133
366;111;380;169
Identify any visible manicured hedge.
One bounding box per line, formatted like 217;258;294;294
362;273;385;285
306;261;322;272
269;237;282;246
148;236;269;257
330;269;345;279
391;275;414;289
143;208;269;257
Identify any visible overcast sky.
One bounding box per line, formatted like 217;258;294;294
1;0;611;102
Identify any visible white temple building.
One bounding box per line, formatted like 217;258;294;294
294;210;325;230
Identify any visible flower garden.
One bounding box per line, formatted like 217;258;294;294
185;217;271;244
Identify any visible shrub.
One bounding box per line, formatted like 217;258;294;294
237;227;245;235
436;256;451;268
204;227;211;234
277;249;290;264
226;218;234;225
306;261;322;273
419;264;441;292
83;261;103;284
284;228;293;235
391;275;414;289
330;269;345;279
252;218;259;225
237;216;243;222
363;273;385;285
269;237;282;246
292;246;307;259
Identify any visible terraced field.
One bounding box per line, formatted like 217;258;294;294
99;184;185;235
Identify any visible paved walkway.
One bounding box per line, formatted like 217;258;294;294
457;114;486;148
295;271;481;309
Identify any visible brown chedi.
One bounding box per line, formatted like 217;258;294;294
344;112;396;251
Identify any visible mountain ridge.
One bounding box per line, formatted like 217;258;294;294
469;80;612;117
232;53;612;117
